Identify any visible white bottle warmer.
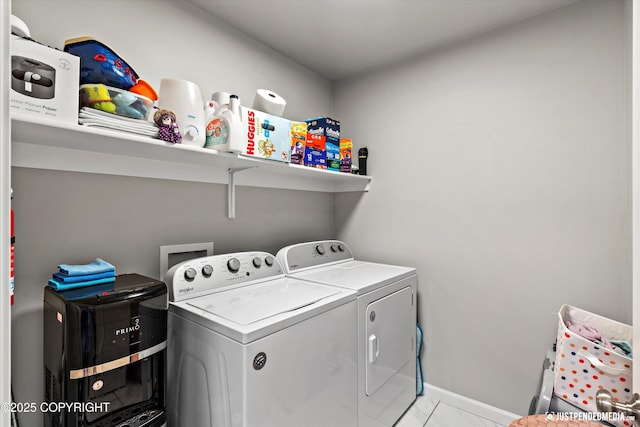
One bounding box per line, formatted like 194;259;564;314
158;78;206;147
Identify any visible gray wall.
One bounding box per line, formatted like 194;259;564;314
10;1;335;426
334;0;631;415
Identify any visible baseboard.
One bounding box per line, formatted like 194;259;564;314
422;383;522;426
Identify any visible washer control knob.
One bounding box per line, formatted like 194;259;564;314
184;268;197;282
264;256;274;267
330;244;338;252
202;264;213;277
227;258;241;273
252;257;262;268
338;244;345;252
315;244;326;255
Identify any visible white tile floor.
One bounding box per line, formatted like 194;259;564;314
395;395;511;427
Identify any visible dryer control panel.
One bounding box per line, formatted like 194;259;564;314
165;252;284;302
276;240;355;273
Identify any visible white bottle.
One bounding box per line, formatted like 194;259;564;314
204;95;243;153
203;100;219;148
211;91;231;112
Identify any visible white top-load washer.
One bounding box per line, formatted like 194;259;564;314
165;251;358;427
276;240;418;427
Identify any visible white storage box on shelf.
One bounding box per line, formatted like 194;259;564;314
10;35;79;123
553;304;632;423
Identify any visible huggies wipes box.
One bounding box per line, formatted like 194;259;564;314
10;35;79;123
242;107;291;162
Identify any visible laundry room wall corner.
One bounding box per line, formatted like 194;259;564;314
335;0;631;415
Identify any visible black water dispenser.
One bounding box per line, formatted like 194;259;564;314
44;274;167;427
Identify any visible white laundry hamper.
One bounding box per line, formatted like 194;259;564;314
553;304;632;424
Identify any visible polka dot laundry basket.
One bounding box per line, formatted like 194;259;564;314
554;304;632;426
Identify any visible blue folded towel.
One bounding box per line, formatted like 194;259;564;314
58;258;115;276
52;270;115;284
48;276;116;291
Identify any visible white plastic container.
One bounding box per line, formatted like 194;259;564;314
158;79;206;147
204;94;243;153
204;100;218;147
79;84;153;120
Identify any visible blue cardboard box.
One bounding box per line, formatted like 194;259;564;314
306;117;340;171
304;133;326;169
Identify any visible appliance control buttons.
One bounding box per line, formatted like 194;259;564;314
315;244;326;255
227;258;241;273
253;257;262;268
338;244;345;252
330;244;338;252
184;268;197;282
202;264;213;277
265;256;274;267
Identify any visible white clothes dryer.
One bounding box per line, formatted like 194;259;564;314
276;240;418;427
165;251;358;427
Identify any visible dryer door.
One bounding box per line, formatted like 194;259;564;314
365;286;413;396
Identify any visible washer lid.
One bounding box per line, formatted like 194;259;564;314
187;279;340;325
293;260;415;295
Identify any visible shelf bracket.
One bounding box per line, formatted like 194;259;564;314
228;167;258;219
